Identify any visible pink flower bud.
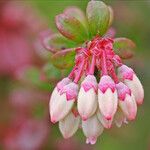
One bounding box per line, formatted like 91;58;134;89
50;82;78;123
116;82;137;121
97;110;113;129
98;75;118;120
59;112;80;139
49;77;71;118
82;114;104;145
114;108;128;128
77;75;98;120
118;65;144;105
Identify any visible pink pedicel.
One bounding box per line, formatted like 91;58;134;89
81;75;97;93
60;82;78;101
98;75;116;93
116;82;131;101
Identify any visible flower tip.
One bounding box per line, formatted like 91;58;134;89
82;116;88;121
86;137;97;145
51;118;57;124
106;124;112;129
128;115;136;121
137;99;144;105
105;116;112;121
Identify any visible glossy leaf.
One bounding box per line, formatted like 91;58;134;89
86;1;110;37
55;7;89;43
113;38;136;59
51;48;76;69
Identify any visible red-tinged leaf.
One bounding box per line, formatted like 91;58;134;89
41;33;76;53
51;48;76;69
55;10;89;43
86;1;110;37
64;7;88;29
113;38;136;59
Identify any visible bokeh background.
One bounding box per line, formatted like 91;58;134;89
0;0;150;150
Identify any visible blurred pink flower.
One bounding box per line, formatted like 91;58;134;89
3;117;49;150
0;1;46;77
9;88;49;114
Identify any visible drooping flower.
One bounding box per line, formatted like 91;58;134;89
114;108;128;128
97;109;113;129
50;82;78;123
98;75;118;120
116;82;137;120
78;75;98;120
82;114;104;145
59;111;80;139
42;0;144;145
118;65;144;105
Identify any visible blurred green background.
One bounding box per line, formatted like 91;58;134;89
0;0;150;150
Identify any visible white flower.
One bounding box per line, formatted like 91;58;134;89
82;114;104;145
59;112;80;139
78;75;98;120
114;108;128;128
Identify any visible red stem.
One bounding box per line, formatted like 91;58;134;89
88;55;96;75
101;50;108;76
74;59;85;84
110;65;119;84
68;66;77;79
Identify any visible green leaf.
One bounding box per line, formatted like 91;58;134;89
42;33;77;53
64;7;88;30
113;38;136;59
55;7;89;43
86;1;110;37
51;48;76;69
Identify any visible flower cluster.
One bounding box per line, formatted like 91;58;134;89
42;0;145;145
49;36;144;144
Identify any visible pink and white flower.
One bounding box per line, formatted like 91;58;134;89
82;114;104;145
114;109;128;128
50;82;78;123
77;75;98;120
49;77;71;112
116;82;137;121
59;111;80;139
98;75;118;120
118;65;144;105
97;109;113;129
